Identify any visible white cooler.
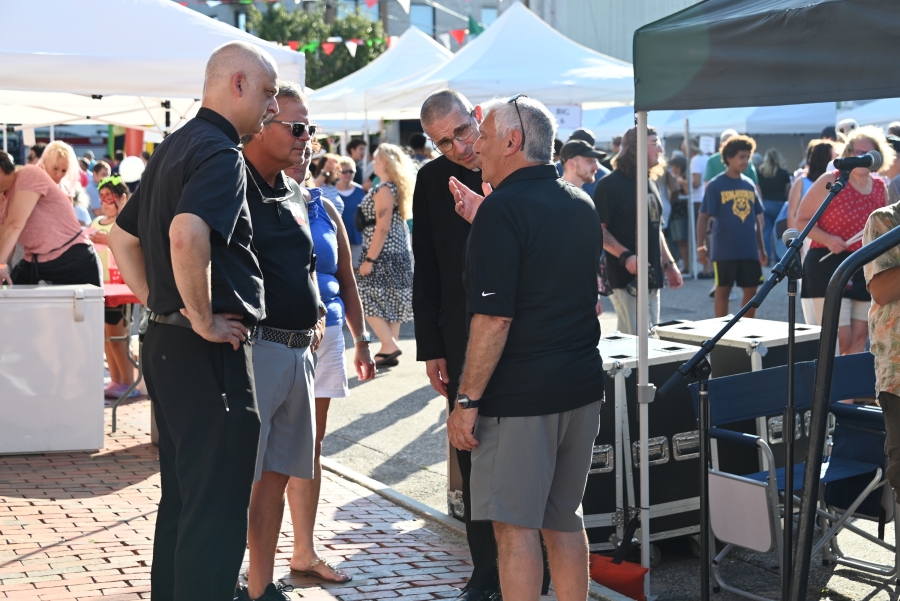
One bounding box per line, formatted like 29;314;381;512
0;284;105;454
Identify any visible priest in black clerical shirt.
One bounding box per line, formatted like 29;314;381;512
412;89;500;601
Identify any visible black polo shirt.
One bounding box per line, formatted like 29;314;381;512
117;108;264;323
244;161;319;331
464;164;605;418
592;169;663;290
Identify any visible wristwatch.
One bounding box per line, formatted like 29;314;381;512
456;393;480;409
364;256;377;263
353;332;371;345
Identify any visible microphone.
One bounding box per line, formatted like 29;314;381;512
833;150;883;172
782;228;801;246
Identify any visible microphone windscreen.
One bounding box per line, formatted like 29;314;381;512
782;228;801;246
868;150;883;172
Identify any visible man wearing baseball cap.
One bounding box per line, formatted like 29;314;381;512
560;140;606;188
555;129;610;197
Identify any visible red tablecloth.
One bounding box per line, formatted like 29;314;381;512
104;283;141;308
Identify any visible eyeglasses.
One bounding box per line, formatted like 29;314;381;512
434;111;478;155
98;175;124;189
269;120;318;139
507;94;527;151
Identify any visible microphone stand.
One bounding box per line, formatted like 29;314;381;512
657;169;852;600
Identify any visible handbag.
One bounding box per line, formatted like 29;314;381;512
354;204;375;232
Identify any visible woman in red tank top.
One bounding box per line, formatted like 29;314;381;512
796;127;892;354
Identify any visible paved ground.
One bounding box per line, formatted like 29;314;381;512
325;273;900;600
0;401;479;600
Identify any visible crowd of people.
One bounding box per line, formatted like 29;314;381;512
5;36;900;601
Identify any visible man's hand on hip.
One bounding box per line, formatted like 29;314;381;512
181;309;247;351
426;358;450;397
447;406;479;451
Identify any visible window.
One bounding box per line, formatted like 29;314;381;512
337;0;378;22
409;4;435;37
481;7;497;27
236;11;247;31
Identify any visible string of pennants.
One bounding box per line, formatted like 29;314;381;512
285;36;395;57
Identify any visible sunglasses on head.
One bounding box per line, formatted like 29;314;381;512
507;93;528;150
269;121;318;138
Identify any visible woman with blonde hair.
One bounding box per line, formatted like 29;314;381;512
37;140;80;197
356;143;414;367
797;126;894;352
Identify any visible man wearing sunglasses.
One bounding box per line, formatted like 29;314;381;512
413;89;501;601
233;80;331;601
109;41;280;601
449;96;604;601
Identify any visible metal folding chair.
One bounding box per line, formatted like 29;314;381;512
692;355;891;600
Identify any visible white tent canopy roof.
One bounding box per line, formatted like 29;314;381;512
0;91;200;132
0;0;304;99
838;98;900;128
366;1;633;115
309;27;452;121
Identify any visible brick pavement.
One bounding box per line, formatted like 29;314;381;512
0;400;473;600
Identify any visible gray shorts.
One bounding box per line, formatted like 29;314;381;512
470;401;602;532
251;337;317;481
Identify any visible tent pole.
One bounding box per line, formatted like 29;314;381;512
2;126;6;153
49;124;55;142
635;110;652;599
684;115;697;279
343;112;349;157
363;111;370;180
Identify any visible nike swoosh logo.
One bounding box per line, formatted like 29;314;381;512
482;292;496;297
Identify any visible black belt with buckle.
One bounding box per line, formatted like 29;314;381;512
150;311;258;341
149;311;193;329
256;325;314;349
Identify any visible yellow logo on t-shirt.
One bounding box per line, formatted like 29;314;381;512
720;189;755;222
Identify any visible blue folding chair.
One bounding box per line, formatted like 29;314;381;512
690;354;891;600
817;353;898;579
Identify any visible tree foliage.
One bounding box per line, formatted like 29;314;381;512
248;3;387;89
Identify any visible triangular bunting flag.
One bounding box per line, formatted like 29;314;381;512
321;42;336;55
345;41;358;57
396;0;410;12
438;33;451;49
364;0;377;8
387;35;399;48
287;41;299;51
449;29;467;46
300;40;319;53
326;36;343;43
468;14;485;36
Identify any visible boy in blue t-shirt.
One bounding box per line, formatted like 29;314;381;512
697;135;767;317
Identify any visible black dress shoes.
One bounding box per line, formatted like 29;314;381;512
455;587;501;601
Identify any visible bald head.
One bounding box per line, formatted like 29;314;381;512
202;41;280;137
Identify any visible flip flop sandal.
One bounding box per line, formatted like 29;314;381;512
291;557;352;583
375;350;402;367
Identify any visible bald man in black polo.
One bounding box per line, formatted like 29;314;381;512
110;42;280;601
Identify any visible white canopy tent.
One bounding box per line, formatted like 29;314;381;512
838;98;900;128
366;1;634;115
0;0;304;136
308;27;453;122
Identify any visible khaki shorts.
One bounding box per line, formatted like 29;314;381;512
470;401;602;532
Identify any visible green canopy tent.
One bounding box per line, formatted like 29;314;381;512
629;1;900;599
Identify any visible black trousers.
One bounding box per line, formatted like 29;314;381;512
448;374;501;592
448;337;550;594
143;322;261;601
11;242;101;286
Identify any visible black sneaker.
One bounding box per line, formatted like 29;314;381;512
236;583;295;601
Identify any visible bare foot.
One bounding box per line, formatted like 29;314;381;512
289;556;352;583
